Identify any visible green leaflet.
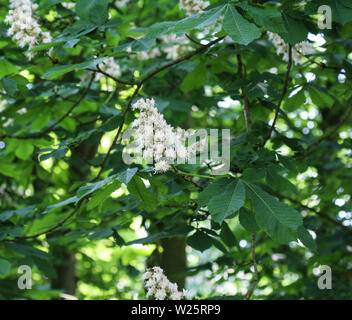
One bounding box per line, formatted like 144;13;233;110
207;179;246;224
127;225;193;245
118;167;138;185
197;178;229;207
146;5;225;38
237;3;286;33
222;4;261;45
76;174;118;201
239;207;259;233
127;176;157;212
298;225;317;252
243;181;303;244
0;258;11;275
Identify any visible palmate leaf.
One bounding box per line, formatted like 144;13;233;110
243;181;303;244
222;4;261;45
207;179;246;224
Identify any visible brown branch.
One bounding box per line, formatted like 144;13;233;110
4;197;89;241
172;166;204;190
262;45;292;147
0;74;95;141
236;44;251;131
88;65;135;86
245;233;259;300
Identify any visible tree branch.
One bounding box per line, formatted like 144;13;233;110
262;45;292;147
245;233;259;300
4;197;89;241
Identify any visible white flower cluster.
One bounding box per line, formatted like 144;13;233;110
179;0;210;16
267;32;315;65
5;0;52;60
95;57;121;81
143;266;191;300
136;34;192;61
131;98;199;173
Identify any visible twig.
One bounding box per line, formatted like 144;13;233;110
262;45;292;147
245;233;259;300
88;65;135;86
4;197;89;241
172;166;204;190
236;44;251;131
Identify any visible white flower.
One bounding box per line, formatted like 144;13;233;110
154;289;167;300
267;32;315;65
170;291;183;300
179;0;210;16
154;160;170;173
131;98;202;173
182;289;193;300
5;0;52;60
143;267;187;300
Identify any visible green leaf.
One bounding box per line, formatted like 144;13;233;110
284;88;306;111
0;258;11;275
242;168;266;182
88;228;114;240
298;226;317;252
146;6;225;38
39;148;68;161
76;174;118;200
243;181;303;244
309;85;335;108
198;178;230;207
181;64;207;93
113;229;125;246
118;167;138;185
0;59;17;78
238;3;286;33
41;64;77;80
266;169;297;194
277;154;298;174
280;11;309;45
127;225;193;245
87;180;120;210
33;257;57;279
76;0;109;25
187;230;213;252
239;208;259;233
220;222;237;248
127;176;157;211
42;57;106;79
1;77;17;96
222;4;261;45
15;141;34;160
208;179;246;224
